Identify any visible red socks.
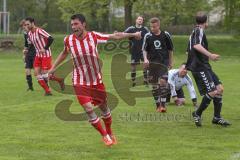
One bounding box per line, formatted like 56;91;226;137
38;79;50;93
49;74;63;83
102;113;112;136
90;117;107;136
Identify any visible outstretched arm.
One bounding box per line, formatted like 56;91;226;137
49;48;69;74
108;31;141;40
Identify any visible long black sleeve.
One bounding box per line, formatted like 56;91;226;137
24;33;28;48
44;36;54;50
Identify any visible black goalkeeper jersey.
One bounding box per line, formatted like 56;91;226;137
24;32;36;57
142;31;173;65
124;25;149;54
186;26;211;71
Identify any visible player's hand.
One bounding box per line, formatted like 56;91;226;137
134;31;142;40
39;48;46;54
209;54;220;61
144;59;149;68
174;97;184;106
23;49;28;55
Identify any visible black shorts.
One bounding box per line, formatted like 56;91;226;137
148;62;168;84
131;52;143;64
191;70;221;96
166;88;185;102
25;56;35;69
176;88;185;98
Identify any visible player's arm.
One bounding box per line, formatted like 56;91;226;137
168;51;173;69
44;36;54;50
49;46;69;75
165;31;174;69
142;34;149;67
193;29;219;61
167;72;177;100
108;31;141;40
23;33;28;56
185;74;198;107
39;29;54;52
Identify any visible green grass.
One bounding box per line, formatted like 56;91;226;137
0;36;240;160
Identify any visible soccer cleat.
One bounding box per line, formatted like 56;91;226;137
212;117;231;126
44;92;53;96
110;135;118;145
156;106;167;113
102;134;113;146
59;79;65;91
192;111;202;127
159;106;167;113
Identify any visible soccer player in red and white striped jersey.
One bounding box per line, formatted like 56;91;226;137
49;14;141;146
25;17;64;95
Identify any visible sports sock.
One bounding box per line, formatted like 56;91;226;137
131;72;136;83
37;75;50;93
152;85;160;107
213;95;222;118
102;111;112;136
26;75;33;89
196;93;213;116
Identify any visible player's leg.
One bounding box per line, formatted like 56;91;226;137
211;71;230;126
130;52;139;87
158;77;168;112
141;55;148;86
191;70;216;126
151;84;160;111
98;102;117;145
148;62;163;111
34;56;51;95
93;83;117;144
74;85;112;146
25;56;34;91
131;63;137;87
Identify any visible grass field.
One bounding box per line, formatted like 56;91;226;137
0;35;240;160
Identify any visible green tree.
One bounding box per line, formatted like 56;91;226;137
57;0;112;32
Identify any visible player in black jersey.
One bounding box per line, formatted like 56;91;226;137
125;16;149;87
142;17;173;112
186;12;230;127
20;19;36;91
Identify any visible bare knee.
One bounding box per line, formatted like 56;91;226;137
216;84;224;95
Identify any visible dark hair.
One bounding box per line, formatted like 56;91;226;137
150;17;160;24
71;14;86;23
25;17;35;23
196;12;207;24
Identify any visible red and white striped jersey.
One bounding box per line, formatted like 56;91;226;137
64;31;109;86
28;28;52;57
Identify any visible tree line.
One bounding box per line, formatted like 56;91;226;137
3;0;240;35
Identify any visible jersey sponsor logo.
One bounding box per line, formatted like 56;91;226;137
154;40;162;49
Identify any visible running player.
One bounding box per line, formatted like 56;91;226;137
48;14;141;146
